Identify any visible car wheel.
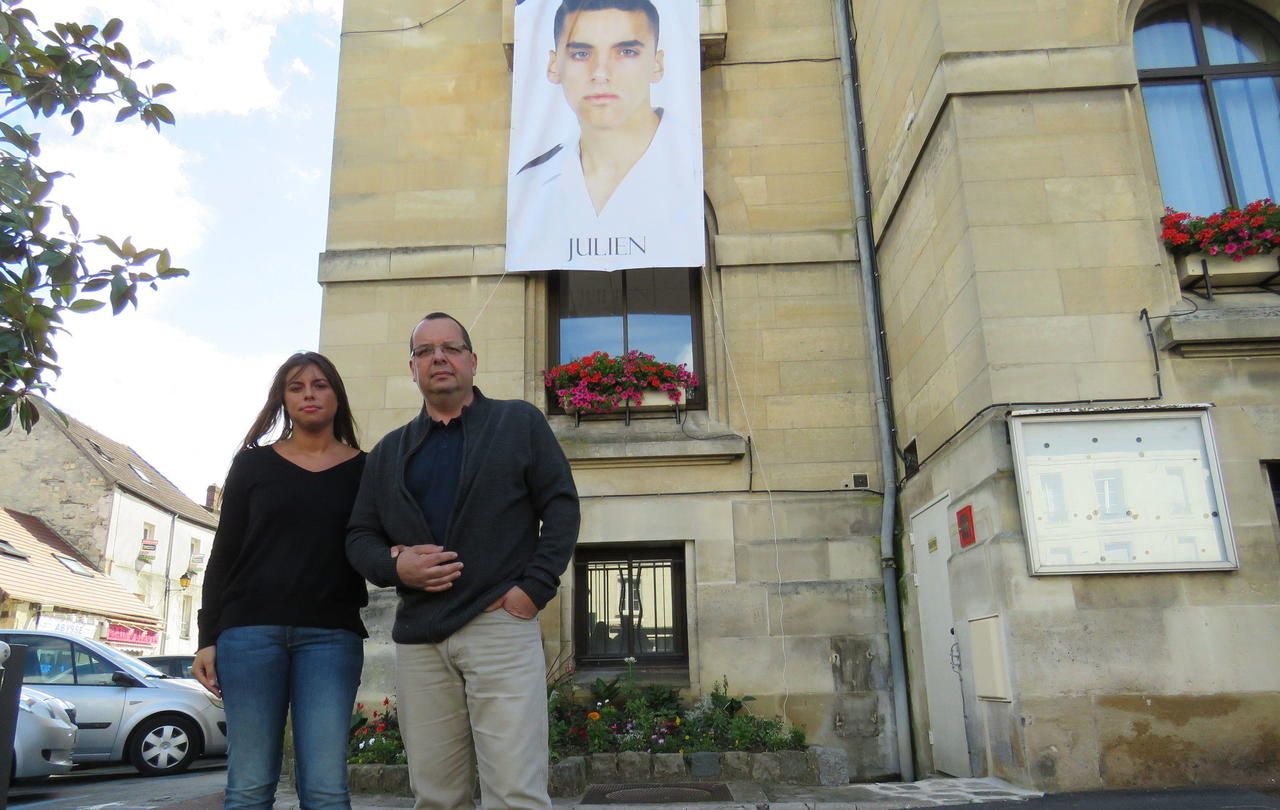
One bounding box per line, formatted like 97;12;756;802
128;714;201;776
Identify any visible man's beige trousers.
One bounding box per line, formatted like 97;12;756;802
396;608;551;810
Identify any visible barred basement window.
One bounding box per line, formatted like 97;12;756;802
573;546;687;668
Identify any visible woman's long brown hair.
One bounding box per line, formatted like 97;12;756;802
240;352;360;450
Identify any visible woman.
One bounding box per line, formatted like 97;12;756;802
193;352;367;810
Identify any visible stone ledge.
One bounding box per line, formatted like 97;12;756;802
1154;303;1280;358
551;414;748;469
713;231;857;267
349;747;849;798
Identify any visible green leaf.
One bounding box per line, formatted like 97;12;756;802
102;18;123;42
114;106;137;123
151;82;175;96
149;103;174;125
69;109;83;134
68;299;104;313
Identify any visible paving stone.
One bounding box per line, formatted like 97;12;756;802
809;745;850;786
652;753;687;779
751;752;781;782
777;750;815;783
589;753;617;782
617;751;651;780
721;751;752;780
548;757;586;797
690;751;721;779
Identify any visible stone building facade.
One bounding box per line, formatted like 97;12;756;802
0;403;217;655
322;0;898;779
320;0;1280;791
854;0;1280;791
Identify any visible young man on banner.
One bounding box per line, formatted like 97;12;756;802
506;0;704;271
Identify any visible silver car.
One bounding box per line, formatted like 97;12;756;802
13;687;76;780
0;630;227;776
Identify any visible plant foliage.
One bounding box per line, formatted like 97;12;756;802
1160;199;1280;260
0;0;185;432
543;350;699;415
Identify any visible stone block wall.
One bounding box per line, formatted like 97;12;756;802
0;417;113;565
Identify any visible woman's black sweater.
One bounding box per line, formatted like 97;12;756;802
197;446;368;649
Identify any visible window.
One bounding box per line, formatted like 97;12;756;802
1135;1;1280;214
0;540;28;560
130;463;153;484
180;595;193;640
8;635;118;686
550;268;704;409
54;554;94;576
1010;408;1238;574
573;546;687;668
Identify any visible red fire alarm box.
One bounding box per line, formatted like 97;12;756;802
957;505;976;548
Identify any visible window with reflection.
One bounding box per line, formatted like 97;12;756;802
573;546;687;668
549;268;704;410
1135;1;1280;214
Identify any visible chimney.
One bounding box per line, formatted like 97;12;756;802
205;485;223;511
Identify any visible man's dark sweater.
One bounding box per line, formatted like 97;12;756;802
197;447;368;649
345;389;580;644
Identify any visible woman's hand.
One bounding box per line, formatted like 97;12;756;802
192;645;220;698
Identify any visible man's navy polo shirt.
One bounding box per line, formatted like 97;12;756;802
405;414;465;545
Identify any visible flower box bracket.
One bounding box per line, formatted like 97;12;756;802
571;388;687;428
1178;253;1280;301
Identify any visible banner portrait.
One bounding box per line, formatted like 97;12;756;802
506;0;705;272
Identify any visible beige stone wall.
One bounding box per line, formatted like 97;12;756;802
0;420;114;566
327;0;894;776
574;491;896;778
860;0;1280;790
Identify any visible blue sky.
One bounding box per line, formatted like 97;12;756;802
40;0;344;500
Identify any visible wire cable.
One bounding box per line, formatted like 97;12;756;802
343;0;472;36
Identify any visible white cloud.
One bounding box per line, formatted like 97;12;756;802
289;57;314;78
49;311;282;501
41;119;207;265
45;0;343;117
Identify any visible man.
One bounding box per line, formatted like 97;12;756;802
346;312;580;810
505;0;703;271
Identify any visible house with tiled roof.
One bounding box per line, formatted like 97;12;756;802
0;508;162;653
0;400;217;655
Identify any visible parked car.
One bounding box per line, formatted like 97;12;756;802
0;630;227;776
139;655;195;680
12;687;77;781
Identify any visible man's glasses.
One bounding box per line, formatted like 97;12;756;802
411;342;471;359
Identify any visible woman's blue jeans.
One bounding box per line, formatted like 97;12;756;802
217;626;363;810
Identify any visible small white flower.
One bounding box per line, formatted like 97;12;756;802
624;656;636;664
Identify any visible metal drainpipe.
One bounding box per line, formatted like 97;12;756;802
833;0;916;782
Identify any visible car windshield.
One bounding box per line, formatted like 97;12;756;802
83;641;168;679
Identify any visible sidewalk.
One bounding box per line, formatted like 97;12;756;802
233;778;1280;810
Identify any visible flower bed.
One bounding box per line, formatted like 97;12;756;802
549;675;804;758
544;351;698;415
347;676;811;791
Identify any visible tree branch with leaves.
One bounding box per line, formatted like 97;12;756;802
0;0;185;431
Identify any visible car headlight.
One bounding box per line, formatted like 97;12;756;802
18;694;55;720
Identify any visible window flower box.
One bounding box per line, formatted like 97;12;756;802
1162;200;1280;294
545;351;698;426
1175;252;1280;290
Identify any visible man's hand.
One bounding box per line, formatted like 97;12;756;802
192;645;220;698
396;544;463;591
484;585;537;619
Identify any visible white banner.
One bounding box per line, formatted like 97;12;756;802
506;0;705;272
